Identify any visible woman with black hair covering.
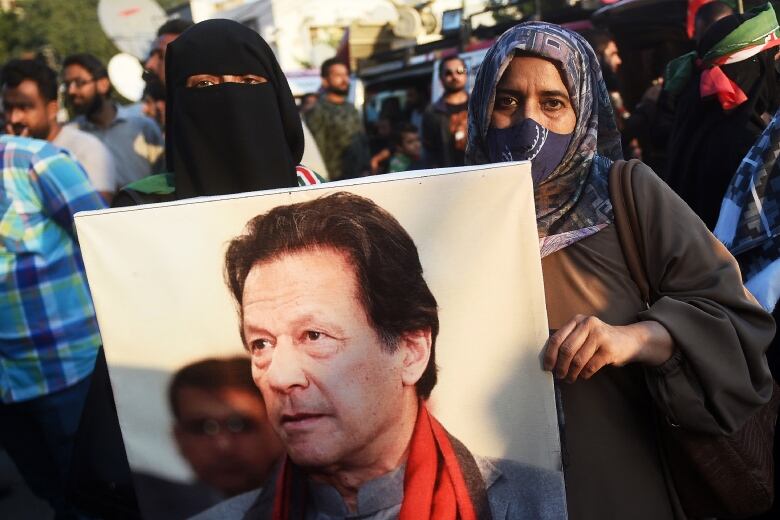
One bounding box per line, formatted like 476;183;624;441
664;3;780;229
113;19;319;206
67;20;321;518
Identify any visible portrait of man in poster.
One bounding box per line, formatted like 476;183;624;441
201;191;566;518
73;162;563;518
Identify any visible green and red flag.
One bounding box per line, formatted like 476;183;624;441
667;2;780;110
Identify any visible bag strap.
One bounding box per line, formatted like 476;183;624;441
609;158;652;304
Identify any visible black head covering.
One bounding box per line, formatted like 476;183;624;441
165;19;303;198
664;12;780;229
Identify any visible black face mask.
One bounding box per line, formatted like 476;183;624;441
165;19;304;199
485;118;572;184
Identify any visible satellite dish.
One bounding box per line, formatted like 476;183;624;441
98;0;168;60
420;8;438;34
393;6;423;39
108;53;145;102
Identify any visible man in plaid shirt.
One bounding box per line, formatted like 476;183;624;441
0;134;106;516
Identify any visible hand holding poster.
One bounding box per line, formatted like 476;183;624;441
74;163;567;518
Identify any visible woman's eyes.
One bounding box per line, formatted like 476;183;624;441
237;75;267;85
188;76;219;88
542;99;565;111
187;75;267;88
494;96;565;113
495;95;518;109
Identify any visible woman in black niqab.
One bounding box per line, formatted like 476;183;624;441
68;22;310;518
664;14;780;230
165;19;304;198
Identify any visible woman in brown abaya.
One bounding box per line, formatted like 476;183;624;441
466;21;774;520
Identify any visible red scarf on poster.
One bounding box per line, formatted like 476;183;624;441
270;452;296;520
271;403;482;519
700;65;748;110
399;404;479;519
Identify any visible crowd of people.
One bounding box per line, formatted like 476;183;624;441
2;0;780;518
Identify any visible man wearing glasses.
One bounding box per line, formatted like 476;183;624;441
133;356;283;520
61;53;164;188
422;56;469;168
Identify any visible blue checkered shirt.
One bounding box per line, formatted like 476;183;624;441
1;135;106;403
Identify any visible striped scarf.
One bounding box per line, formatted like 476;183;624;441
270;403;490;519
714;107;780;311
465;22;622;257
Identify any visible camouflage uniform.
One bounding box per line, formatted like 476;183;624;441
305;96;364;180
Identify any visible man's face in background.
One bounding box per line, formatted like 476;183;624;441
62;64;103;115
173;385;283;496
440;59;467;94
400;131;421;160
601;41;622;74
323;63;350;97
1;79;55;139
144;33;179;85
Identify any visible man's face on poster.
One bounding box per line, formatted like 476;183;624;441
240;247;410;469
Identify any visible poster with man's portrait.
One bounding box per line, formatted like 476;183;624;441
75;163;565;518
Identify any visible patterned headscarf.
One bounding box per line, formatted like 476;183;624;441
714;107;780;311
465;22;623;257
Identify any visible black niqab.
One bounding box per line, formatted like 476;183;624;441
165;19;303;198
664;14;780;229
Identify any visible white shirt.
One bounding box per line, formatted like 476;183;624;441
70;106;164;187
53;124;119;193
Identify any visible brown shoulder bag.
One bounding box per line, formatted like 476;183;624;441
609;158;780;519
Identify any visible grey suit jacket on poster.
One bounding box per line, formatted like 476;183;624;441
190;456;567;519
